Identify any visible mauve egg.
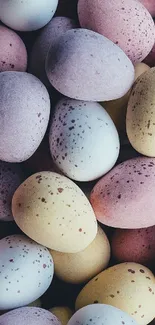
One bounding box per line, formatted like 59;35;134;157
138;0;155;17
78;0;155;63
144;42;155;67
0;72;50;163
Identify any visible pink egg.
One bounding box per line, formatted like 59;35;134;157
144;42;155;67
138;0;155;17
0;25;27;72
90;157;155;229
78;0;155;63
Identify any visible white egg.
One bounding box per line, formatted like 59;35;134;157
0;235;54;310
0;0;58;31
67;304;138;325
49;98;120;182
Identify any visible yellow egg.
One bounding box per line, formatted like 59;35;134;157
50;226;110;284
49;306;73;325
75;262;155;325
12;172;97;253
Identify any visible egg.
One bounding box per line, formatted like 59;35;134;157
49;98;120;181
78;0;155;64
111;226;155;266
0;72;50;163
0;161;23;221
49;226;110;284
27;298;42;308
0;0;58;31
29;17;77;87
69;304;138;325
12;172;97;253
75;262;155;325
0;235;54;310
138;0;155;16
49;306;73;325
46;28;134;102
0;307;61;325
90;157;155;229
144;43;155;67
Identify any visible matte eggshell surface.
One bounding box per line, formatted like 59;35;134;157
78;0;155;63
46;28;134;102
90;157;155;228
0;235;54;310
139;0;155;16
0;72;50;163
49;306;73;325
75;263;155;325
12;172;97;253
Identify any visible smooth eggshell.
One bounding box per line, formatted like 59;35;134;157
0;307;61;325
49;98;120;181
49;306;73;325
112;226;155;266
138;0;155;16
46;28;134;102
50;226;110;284
75;262;155;325
144;43;155;67
0;161;23;221
12;172;97;253
90;157;155;228
0;235;54;310
78;0;155;64
127;67;155;156
0;0;58;31
0;72;50;163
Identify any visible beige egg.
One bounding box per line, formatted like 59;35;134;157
75;262;155;325
50;226;110;284
134;62;150;80
49;307;73;325
127;67;155;156
12;172;97;253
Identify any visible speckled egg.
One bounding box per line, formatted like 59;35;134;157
90;157;155;228
49;306;73;325
0;307;61;325
49;226;110;284
12;172;97;253
0;72;50;163
0;0;58;31
49;98;120;181
111;226;155;266
75;263;155;325
0;235;54;310
0;161;23;221
139;0;155;16
144;42;155;67
29;16;77;87
46;28;134;102
0;25;27;72
127;67;155;156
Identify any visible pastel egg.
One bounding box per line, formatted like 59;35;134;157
0;25;27;72
49;98;120;181
0;161;23;221
144;43;155;67
46;28;134;102
49;226;110;284
49;306;73;325
0;307;61;325
111;226;155;266
12;172;97;253
0;235;54;310
90;157;155;228
0;0;58;31
0;72;50;163
75;262;155;325
138;0;155;16
78;0;155;63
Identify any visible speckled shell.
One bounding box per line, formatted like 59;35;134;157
75;263;155;325
0;307;61;325
50;226;110;284
49;98;120;181
12;172;97;253
139;0;155;16
49;307;73;325
0;235;54;310
78;0;155;63
0;0;58;31
144;43;155;67
69;304;138;325
46;28;134;102
111;226;155;266
127;68;155;156
0;72;50;163
0;161;23;221
90;157;155;228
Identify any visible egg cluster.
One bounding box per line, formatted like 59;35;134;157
0;1;155;325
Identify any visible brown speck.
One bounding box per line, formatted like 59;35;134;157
122;322;125;324
110;294;115;298
94;300;99;304
41;198;46;203
128;269;135;274
58;188;64;193
140;269;145;273
43;264;46;268
79;228;82;232
9;259;14;263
